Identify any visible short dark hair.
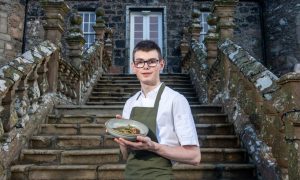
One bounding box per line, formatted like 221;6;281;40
132;40;162;61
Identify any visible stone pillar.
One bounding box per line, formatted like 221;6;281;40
66;11;85;103
105;28;113;60
40;0;70;45
66;11;85;71
190;9;202;41
40;0;70;93
277;73;300;180
212;0;239;40
93;7;106;41
180;27;189;58
93;7;106;71
204;14;219;66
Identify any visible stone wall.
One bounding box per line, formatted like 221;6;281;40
24;0;264;73
0;0;25;67
195;1;263;61
233;1;263;62
263;0;300;76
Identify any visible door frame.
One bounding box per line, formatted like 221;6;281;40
126;6;167;73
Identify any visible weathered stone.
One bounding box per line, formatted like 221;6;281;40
0;77;14;97
0;17;7;33
9;57;35;75
0;65;22;83
0;32;11;41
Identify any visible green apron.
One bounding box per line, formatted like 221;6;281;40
125;83;172;180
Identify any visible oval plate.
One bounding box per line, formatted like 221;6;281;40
105;118;149;141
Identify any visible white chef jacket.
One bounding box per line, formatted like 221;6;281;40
122;83;200;147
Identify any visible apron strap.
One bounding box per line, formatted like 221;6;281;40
154;83;165;110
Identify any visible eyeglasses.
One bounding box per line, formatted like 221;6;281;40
133;58;160;68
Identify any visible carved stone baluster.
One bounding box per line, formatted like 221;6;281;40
37;56;50;96
73;74;80;103
105;28;113;62
27;63;41;114
0;65;23;132
80;62;87;93
93;7;107;72
205;14;219;66
180;27;190;73
8;57;35;128
57;61;66;98
0;79;11;135
64;66;71;100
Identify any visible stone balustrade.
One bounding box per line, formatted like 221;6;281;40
0;1;112;178
180;0;300;179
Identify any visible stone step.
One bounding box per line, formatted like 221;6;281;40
20;148;247;165
47;114;115;124
97;79;192;84
47;114;228;125
90;90;197;97
10;163;256;180
20;149;120;165
39;124;106;135
196;123;234;135
39;123;233;136
54;104;223;116
30;135;239;149
194;113;228;124
199;135;240;148
91;87;196;94
87;96;199;102
101;73;190;80
85;101;201;106
172;163;256;180
94;83;194;89
30;135;103;150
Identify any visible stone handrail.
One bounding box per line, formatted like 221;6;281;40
181;40;209;104
181;0;300;178
0;1;112;178
0;40;65;175
0;40;57;134
210;39;300;179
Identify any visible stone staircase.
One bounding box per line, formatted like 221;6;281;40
9;74;257;180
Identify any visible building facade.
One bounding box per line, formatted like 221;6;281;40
0;0;299;75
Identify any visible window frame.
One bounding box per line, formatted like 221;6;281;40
199;12;211;43
79;11;96;50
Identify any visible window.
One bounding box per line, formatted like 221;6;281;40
79;12;96;50
199;12;211;43
129;11;163;73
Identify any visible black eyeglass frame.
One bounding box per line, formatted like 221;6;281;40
133;58;161;68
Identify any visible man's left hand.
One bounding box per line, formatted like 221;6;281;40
118;136;158;152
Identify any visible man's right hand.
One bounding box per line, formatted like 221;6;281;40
115;114;122;119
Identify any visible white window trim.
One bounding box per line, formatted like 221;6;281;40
79;11;96;50
126;6;167;74
199;12;211;43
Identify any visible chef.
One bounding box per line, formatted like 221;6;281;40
114;40;201;180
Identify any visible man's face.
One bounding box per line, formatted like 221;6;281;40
132;50;164;86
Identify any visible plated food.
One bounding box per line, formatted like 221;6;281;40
113;125;141;135
105;118;149;141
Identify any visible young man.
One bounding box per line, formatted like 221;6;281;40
114;40;201;179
